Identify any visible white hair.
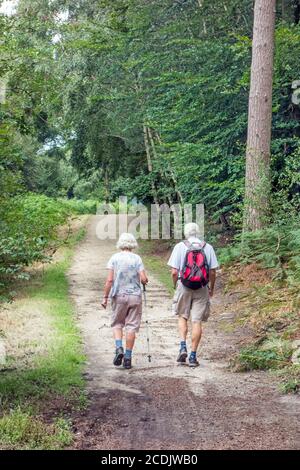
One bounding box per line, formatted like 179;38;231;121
116;232;138;250
184;222;200;239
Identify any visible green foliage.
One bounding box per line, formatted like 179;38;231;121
234;339;293;372
0;191;96;293
109;175;153;203
1;0;300;225
0;410;72;450
59;198;98;215
0;194;70;292
278;365;300;394
219;219;300;284
72;170;106;201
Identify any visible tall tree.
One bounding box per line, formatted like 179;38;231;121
244;0;276;231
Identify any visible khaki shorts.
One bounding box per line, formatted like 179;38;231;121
172;281;210;322
111;294;142;332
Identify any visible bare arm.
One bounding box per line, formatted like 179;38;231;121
140;270;148;285
101;269;114;308
209;269;216;297
171;268;179;289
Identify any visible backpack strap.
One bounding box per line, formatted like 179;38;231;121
184;240;206;249
183;240;192;248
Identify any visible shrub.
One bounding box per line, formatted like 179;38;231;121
0;194;71;293
233;339;293;372
278;366;300;394
59;198;98;215
218;219;300;284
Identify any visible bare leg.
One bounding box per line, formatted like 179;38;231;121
125;331;136;351
113;328;123;342
191;322;202;352
178;316;188;342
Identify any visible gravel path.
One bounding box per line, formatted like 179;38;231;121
68;216;300;450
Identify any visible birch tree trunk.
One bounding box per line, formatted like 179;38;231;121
143;125;159;205
143;125;153;172
243;0;276;231
104;168;109;203
153;130;184;205
147;128;172;206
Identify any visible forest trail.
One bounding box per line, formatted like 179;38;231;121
68;216;300;450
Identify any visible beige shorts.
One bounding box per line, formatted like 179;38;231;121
111;294;142;332
172;281;210;322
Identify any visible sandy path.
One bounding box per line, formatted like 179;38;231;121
68;216;300;450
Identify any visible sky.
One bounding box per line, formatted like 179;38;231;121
0;1;69;22
0;0;18;16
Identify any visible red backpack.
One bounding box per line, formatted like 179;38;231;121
180;240;209;290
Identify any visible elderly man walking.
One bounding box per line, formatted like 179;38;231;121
167;223;219;367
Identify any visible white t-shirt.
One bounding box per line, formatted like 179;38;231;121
167;237;219;272
107;251;144;297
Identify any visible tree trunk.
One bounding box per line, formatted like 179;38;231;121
154;130;184;205
104;168;109;203
294;0;300;23
143;125;159;205
143;125;153;172
243;0;276;232
147;128;172;206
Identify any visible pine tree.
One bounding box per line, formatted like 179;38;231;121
244;0;276;231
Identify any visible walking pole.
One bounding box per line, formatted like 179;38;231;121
143;284;152;363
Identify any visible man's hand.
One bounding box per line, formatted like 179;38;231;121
171;268;179;290
208;269;216;298
101;297;108;309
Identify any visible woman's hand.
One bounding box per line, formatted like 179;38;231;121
101;296;108;309
140;270;148;285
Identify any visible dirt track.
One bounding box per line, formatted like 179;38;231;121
68;216;300;450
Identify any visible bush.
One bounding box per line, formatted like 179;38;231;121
59;198;98;215
233;339;293;372
278;366;300;394
0;194;71;292
218;219;300;284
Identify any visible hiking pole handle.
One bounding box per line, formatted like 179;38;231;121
143;283;146;292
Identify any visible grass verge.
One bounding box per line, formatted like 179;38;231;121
0;409;73;450
224;264;300;394
139;239;173;294
0;220;88;449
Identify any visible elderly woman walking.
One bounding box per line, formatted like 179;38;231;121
101;233;148;369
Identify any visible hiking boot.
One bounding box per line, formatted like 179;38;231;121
123;357;132;369
177;347;188;363
189;356;199;368
113;347;124;366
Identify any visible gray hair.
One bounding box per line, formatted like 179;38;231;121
116;232;138;250
184;223;200;239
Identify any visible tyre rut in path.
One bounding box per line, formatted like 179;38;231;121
68;216;300;450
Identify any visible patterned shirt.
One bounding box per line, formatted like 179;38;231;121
107;251;144;297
